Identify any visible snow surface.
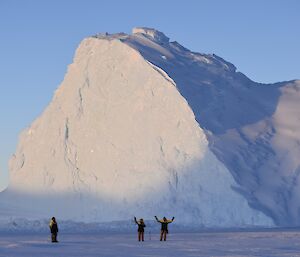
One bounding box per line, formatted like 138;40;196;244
0;28;273;227
1;229;300;257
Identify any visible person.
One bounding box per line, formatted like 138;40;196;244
154;216;175;241
134;216;146;241
49;217;59;243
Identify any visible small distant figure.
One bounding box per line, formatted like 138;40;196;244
49;217;59;243
134;216;146;241
155;216;175;241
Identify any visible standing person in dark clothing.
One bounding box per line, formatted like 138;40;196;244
49;217;59;243
134;217;146;241
155;216;175;241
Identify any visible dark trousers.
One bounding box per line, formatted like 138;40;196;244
160;230;167;241
138;231;144;241
51;233;58;242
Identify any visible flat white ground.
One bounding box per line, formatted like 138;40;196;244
1;230;300;257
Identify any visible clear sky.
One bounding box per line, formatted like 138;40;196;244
0;0;299;191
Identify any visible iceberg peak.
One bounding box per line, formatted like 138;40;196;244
132;27;169;44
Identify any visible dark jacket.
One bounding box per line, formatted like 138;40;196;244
49;221;59;234
155;217;174;231
134;218;146;232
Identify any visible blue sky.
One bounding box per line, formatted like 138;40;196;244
0;0;299;191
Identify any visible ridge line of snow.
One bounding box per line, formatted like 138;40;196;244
95;36;176;88
145;60;176;87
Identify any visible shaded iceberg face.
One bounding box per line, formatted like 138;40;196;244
123;28;300;226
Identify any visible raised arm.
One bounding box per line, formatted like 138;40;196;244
154;216;160;223
167;217;175;223
134;216;138;224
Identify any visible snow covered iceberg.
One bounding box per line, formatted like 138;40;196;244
4;27;295;227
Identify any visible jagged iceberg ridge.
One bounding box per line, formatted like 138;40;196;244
2;27;298;227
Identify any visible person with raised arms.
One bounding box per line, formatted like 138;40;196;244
154;216;175;241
